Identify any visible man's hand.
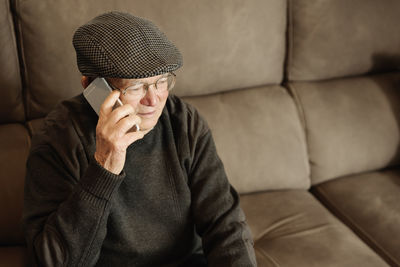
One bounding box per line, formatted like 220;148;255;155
94;90;144;174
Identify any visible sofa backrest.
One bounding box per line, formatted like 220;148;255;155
178;0;310;193
0;0;29;246
14;0;287;119
11;0;311;194
287;0;400;82
184;85;310;193
0;0;24;123
287;0;400;184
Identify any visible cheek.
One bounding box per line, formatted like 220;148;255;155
159;91;169;102
155;91;168;111
153;92;168;118
120;98;140;111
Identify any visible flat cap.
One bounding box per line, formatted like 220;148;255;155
73;11;183;79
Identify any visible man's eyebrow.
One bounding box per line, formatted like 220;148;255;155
135;75;167;83
109;74;167;88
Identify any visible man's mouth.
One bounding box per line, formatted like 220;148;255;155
138;110;156;117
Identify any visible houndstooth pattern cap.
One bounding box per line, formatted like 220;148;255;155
73;11;183;79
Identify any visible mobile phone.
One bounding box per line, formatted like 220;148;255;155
83;77;123;115
83;77;139;131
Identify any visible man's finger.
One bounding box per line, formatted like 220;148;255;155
99;90;121;116
122;130;145;146
116;114;141;134
108;104;136;125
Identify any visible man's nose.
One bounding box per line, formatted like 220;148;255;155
140;84;158;106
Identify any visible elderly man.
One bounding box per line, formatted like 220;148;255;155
23;11;256;267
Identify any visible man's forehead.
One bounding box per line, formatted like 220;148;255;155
109;74;165;86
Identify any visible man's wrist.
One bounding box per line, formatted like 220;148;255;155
94;152;123;175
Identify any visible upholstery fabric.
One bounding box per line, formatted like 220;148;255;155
0;0;24;123
14;0;286;119
240;190;388;267
4;0;399;265
287;0;400;81
288;72;400;184
312;168;400;267
184;85;310;193
0;124;30;245
0;246;27;267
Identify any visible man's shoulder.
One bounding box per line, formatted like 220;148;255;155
164;94;209;137
165;94;196;117
44;93;85;119
31;94;96;151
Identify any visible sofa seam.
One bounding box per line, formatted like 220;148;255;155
284;82;313;184
5;0;23;123
312;186;399;266
286;0;294;82
10;0;30;122
255;246;280;267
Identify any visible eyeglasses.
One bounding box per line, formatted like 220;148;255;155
108;72;176;100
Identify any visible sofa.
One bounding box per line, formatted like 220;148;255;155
1;0;400;266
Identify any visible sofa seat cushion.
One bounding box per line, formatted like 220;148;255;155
312;169;400;266
240;190;387;267
0;246;27;267
0;124;30;245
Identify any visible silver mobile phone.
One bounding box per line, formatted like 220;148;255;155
83;77;139;131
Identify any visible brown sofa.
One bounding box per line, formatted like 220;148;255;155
1;0;400;266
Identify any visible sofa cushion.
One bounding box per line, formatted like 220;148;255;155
287;0;400;81
0;0;24;123
0;124;30;245
14;0;287;120
0;246;27;267
183;85;310;194
312;168;400;266
288;72;400;184
240;190;387;267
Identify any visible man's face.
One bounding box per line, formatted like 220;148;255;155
108;74;169;132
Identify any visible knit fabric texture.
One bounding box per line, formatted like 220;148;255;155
73;11;183;79
23;94;257;266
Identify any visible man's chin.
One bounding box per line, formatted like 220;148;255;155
139;120;157;133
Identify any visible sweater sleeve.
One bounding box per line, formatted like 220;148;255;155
23;145;124;267
188;130;257;267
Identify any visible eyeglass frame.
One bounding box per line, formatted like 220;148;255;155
107;72;176;98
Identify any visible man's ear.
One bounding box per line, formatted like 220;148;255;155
81;76;91;89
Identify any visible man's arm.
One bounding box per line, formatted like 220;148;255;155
189;130;257;267
23;90;143;266
24;147;124;267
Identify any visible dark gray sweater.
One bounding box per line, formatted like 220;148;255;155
23;94;256;267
